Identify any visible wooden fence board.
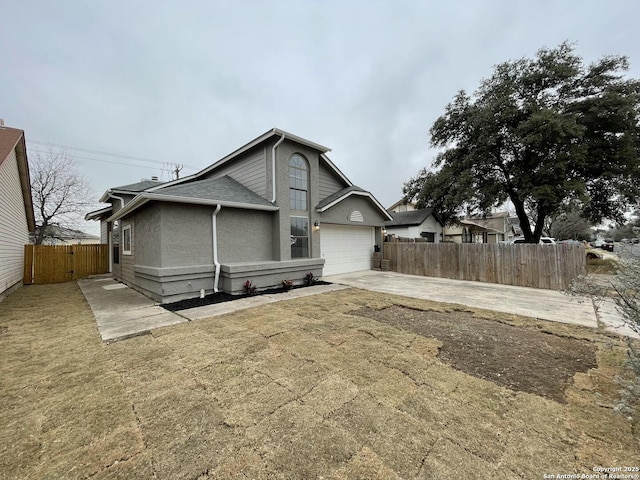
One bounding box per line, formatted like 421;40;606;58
23;244;109;285
382;242;586;290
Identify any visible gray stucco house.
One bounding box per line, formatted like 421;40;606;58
86;128;391;302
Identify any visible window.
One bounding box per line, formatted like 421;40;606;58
289;154;308;210
122;224;132;255
290;217;309;258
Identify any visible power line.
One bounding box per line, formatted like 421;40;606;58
27;148;176;170
29;139;198;170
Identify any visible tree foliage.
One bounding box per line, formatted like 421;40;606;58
404;42;640;242
30;150;93;244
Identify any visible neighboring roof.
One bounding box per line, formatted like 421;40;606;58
316;185;393;221
107;175;278;222
385;209;443;227
387;198;417;211
33;225;100;240
0;127;24;165
0;126;36;232
459;218;503;234
85;206;113;221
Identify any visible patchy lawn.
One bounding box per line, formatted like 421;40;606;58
0;282;638;479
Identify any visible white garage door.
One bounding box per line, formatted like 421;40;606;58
321;224;375;276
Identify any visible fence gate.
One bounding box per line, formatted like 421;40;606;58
23;244;109;285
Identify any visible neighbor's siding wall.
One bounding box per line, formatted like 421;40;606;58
209;147;267;198
100;220;108;244
318;163;345;199
0;149;29;296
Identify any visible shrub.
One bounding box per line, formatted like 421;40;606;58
243;280;257;296
281;279;294;291
304;272;316;287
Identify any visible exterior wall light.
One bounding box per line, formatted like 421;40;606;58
314;221;320;231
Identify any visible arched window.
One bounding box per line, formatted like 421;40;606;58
289;154;308;211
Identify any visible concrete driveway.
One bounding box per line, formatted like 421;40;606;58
324;270;638;339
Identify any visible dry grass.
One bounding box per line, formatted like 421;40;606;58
1;282;639;479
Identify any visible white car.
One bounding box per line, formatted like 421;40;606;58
511;237;556;244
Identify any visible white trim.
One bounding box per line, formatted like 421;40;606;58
106;192;279;223
317;190;393;221
85;206;112;221
122;224;132;255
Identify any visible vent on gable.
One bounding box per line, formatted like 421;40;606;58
349;210;364;222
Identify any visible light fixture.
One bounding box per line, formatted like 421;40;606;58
314;221;320;231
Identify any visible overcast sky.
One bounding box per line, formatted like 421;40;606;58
2;1;639;234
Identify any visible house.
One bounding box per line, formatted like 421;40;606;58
31;225;101;245
0;124;36;300
444;211;518;243
86;128;392;302
384;208;444;242
387;199;417;213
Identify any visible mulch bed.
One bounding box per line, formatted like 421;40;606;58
162;281;332;311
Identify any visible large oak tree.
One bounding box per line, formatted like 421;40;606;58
404;42;640;242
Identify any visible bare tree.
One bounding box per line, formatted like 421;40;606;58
30;149;93;244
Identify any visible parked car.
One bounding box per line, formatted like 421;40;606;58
511;237;556;244
601;239;614;252
558;239;583;246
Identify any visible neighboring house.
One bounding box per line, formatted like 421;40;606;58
0;125;36;300
387;199;417;213
384;208;444;243
86;128;391;302
444;211;518;243
30;225;101;245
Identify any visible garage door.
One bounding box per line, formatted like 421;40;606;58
320;224;375;276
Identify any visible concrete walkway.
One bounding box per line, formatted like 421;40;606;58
324;270;638;339
78;275;348;342
78;276;185;342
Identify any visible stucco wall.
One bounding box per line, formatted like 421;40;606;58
0;148;29;297
216;207;274;263
159;203;213;268
132;203;162;267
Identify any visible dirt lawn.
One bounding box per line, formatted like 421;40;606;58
1;282;638;479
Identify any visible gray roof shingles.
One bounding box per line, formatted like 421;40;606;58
112;180;164;192
152;175;275;208
385;209;436;227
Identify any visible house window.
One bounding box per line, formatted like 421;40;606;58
290;216;309;258
289;154;308;211
122;224;132;255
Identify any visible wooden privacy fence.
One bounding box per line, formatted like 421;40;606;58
24;244;109;285
382;242;587;290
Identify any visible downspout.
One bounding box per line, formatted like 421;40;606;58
211;204;222;293
271;132;286;202
109;192;126;215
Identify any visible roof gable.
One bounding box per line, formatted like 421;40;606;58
316;186;393;221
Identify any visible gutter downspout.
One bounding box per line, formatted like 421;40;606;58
271;132;286;202
212;204;222;293
109;192;125;211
